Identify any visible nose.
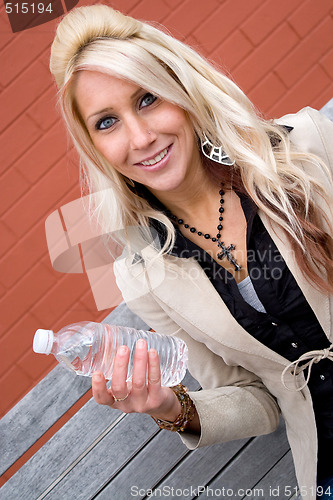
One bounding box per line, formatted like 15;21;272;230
126;115;157;150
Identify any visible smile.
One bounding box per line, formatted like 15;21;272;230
138;147;169;166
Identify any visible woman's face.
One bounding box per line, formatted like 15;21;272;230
73;70;203;197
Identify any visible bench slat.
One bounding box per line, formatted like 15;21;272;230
95;437;250;499
242;452;297;500
198;421;295;500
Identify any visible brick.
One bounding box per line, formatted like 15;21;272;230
18;348;56;382
0;262;57;332
164;0;220;42
0;221;16;259
16;125;69;184
276;16;333;88
248;72;287;117
131;0;171;22
0;59;51;132
27;88;60;132
111;0;142;13
161;0;182;10
78;289;112;318
0;167;30;216
320;48;333;80
0;115;40;173
211;29;254;72
311;82;333;112
0;8;13;49
0;364;32;416
241;0;302;46
32;272;95;326
13;8;61;36
0;222;48;288
0;313;39;375
233;23;299;92
192;0;262;54
268;65;331;118
288;0;333;38
0;32;50;87
184;34;201;53
2;162;78;239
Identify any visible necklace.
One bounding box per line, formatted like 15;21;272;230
167;184;241;272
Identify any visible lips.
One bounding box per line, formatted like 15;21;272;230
136;146;170;167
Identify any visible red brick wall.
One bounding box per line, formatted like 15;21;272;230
1;0;333;418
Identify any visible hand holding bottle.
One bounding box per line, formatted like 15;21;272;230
92;339;182;421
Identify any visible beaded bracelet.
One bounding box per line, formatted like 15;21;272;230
151;384;196;432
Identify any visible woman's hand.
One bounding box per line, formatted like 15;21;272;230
92;339;181;421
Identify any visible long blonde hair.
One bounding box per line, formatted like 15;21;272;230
50;4;333;292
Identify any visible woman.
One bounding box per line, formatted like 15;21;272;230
49;5;333;498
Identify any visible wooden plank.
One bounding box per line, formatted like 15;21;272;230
35;373;199;500
0;303;149;475
0;364;91;477
196;420;293;500
46;415;182;500
0;399;123;499
96;436;250;500
242;452;297;500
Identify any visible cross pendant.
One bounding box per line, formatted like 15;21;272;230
217;242;241;271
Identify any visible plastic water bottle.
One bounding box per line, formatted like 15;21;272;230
33;322;188;387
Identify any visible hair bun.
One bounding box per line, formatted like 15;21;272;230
50;5;142;88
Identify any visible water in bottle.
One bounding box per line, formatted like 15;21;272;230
33;322;188;386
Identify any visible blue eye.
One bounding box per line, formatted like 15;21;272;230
96;116;116;130
140;93;157;108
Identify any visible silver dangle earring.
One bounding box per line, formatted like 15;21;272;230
200;135;235;166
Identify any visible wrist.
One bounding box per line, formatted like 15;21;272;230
151;384;196;433
150;387;181;421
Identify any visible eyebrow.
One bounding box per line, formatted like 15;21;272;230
86;87;144;122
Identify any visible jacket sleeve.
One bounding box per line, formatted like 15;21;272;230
114;260;280;449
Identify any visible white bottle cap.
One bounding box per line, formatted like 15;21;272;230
33;329;54;355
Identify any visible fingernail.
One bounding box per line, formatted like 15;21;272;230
119;346;127;354
137;339;146;348
93;373;103;382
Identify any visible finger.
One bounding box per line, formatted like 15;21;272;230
92;371;114;406
147;348;162;395
111;345;130;399
131;339;148;394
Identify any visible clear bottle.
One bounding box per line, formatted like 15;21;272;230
33;322;188;387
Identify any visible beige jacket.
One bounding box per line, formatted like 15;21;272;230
115;108;333;499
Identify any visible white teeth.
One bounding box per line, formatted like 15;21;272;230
140;147;168;166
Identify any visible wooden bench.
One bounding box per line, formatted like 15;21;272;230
2;102;332;500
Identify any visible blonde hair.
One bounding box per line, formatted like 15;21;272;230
50;4;333;292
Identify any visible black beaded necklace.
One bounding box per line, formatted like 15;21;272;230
167;184;241;272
